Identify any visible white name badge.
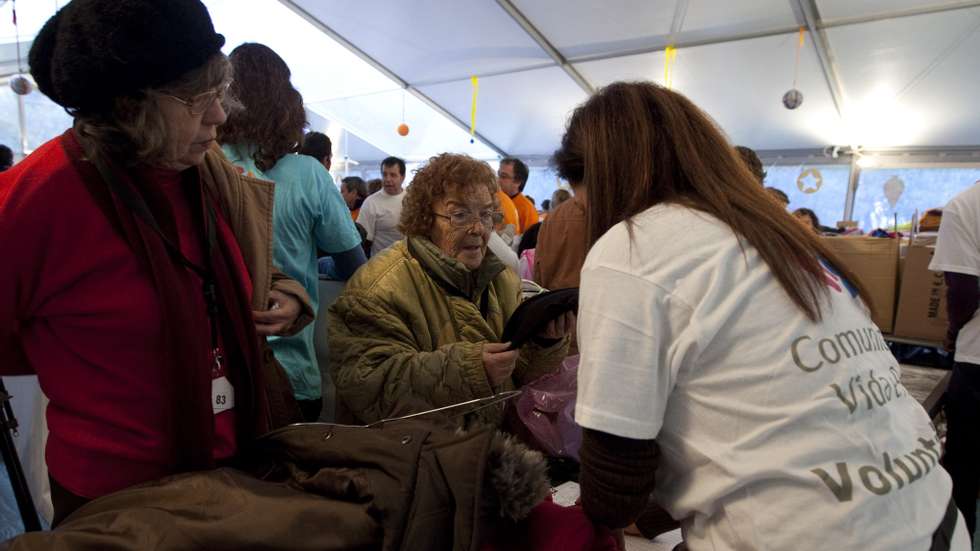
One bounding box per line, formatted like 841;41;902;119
212;376;235;414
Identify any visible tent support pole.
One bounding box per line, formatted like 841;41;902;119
822;1;980;29
792;0;848;119
494;0;595;95
843;155;861;223
16;92;28;158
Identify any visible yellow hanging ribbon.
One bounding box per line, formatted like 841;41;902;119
793;27;806;88
663;46;678;89
470;76;479;142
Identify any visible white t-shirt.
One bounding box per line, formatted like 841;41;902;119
358;189;405;256
930;182;980;364
576;204;968;551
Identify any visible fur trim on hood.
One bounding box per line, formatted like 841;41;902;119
483;431;551;521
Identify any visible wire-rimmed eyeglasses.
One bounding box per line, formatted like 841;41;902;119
162;83;230;116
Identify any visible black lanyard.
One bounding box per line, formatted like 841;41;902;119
90;156;222;358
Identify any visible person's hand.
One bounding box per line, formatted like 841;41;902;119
944;329;957;354
624;523;643;537
253;289;301;336
538;311;576;340
483;342;519;387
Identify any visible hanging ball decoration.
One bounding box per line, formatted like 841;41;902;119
10;75;32;96
782;88;803;110
397;123;410;136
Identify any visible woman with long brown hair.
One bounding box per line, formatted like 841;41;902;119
560;82;968;550
219;43;365;422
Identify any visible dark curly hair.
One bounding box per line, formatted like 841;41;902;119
399;153;498;237
217;43;306;172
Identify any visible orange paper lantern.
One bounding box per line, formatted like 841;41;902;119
397;123;410;136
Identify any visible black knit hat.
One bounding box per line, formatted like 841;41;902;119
29;0;225;115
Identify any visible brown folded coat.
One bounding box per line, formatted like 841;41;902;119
1;419;550;551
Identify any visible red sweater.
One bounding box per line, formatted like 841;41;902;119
0;136;244;498
481;498;619;551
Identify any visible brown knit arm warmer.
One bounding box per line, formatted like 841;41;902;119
635;501;681;539
579;427;660;529
945;272;979;350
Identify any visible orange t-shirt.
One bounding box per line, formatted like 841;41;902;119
497;191;520;232
351;208;360;222
510;192;539;234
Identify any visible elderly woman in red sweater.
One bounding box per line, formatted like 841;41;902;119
0;0;311;525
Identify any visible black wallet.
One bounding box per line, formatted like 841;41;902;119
501;287;579;349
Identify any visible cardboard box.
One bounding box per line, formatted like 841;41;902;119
893;246;948;343
821;237;899;332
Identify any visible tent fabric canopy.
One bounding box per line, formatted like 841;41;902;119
282;0;980;161
3;0;980;164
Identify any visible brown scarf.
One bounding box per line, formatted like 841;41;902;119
61;130;267;473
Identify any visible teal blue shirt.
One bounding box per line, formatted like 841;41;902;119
222;144;361;400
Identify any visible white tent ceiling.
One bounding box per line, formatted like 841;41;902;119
201;0;500;162
3;0;980;163
278;0;980;161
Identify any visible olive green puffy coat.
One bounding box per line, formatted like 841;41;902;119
327;237;567;425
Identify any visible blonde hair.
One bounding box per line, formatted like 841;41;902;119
551;188;572;210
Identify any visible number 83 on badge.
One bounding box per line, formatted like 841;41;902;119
212;376;234;414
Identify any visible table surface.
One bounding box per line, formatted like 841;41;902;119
883;334;943;348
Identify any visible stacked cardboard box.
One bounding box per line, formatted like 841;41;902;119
893;246;948;342
819;236;948;344
821;236;900;333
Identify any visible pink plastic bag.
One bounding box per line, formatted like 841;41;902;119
515;355;581;460
518;248;536;281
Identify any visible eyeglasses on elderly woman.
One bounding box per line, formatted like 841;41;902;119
161;82;231;116
433;209;496;229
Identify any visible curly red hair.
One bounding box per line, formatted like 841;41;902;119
398;153;499;236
